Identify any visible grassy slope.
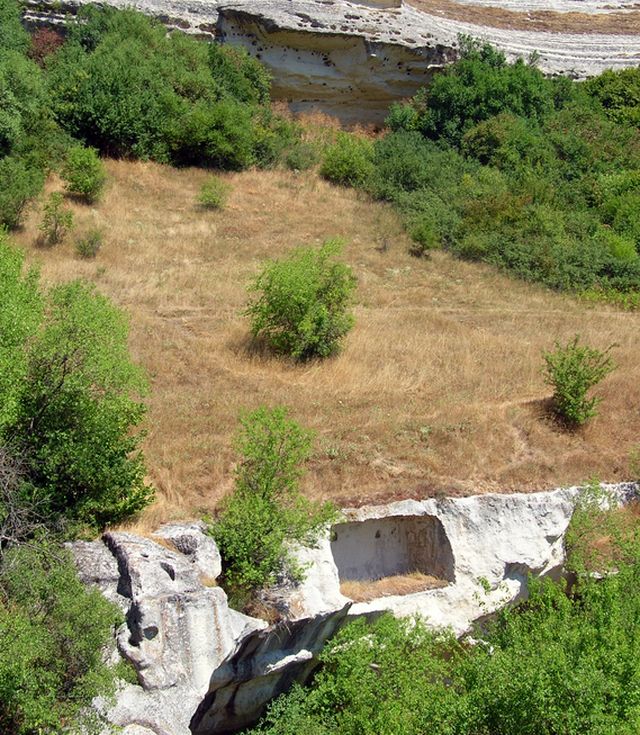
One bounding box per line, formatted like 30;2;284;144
14;158;640;527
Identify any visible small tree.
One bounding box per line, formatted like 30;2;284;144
61;145;107;203
210;407;336;601
543;336;615;427
39;192;73;246
0;237;152;528
245;239;357;360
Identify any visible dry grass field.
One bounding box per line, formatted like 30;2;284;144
341;572;448;602
409;0;640;34
13;159;640;527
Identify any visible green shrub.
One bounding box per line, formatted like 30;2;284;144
39;192;73;246
320;132;373;188
284;140;320;171
62;145;106;202
197;175;230;210
209;407;336;601
245;239;357;360
0;237;152;527
585;67;640;127
0;155;44;229
394;38;557;146
75;228;103;259
0;541;122;734
408;216;440;257
543;335;615;426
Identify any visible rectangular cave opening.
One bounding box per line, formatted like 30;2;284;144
330;515;455;602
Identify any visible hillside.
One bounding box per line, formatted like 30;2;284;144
15;157;640;525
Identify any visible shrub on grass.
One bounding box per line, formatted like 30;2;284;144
197;175;230;210
245;239;357;360
0;156;44;229
75;228;103;259
320;132;373;188
39;192;73;246
209;407;336;602
543;335;615;427
61;145;106;203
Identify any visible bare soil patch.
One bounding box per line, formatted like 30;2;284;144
13;160;640;526
409;0;640;34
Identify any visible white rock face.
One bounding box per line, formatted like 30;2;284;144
25;0;640;124
73;483;638;734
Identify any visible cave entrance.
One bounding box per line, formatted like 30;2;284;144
330;515;455;601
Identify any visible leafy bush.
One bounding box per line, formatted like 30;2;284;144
45;6;279;169
585;67;640;127
543;335;615;426
0;542;122;734
0;236;152;527
392;38;558;146
28;27;64;66
0;155;44;229
39;191;73;245
197;175;230;210
320;132;373;188
75;228;103;259
284;140;320;171
61;145;106;202
209;407;336;601
245;239;357;360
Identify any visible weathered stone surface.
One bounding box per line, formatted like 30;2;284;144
191;606;352;733
72;528;265;735
24;0;640;124
153;521;222;580
72;484;638;734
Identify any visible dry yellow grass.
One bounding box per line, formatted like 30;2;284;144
409;0;640;34
12;160;640;525
341;571;448;602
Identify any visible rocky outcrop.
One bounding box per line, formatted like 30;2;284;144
24;0;640;124
72;483;637;734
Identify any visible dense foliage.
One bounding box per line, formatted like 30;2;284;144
45;6;281;169
245;239;357;360
247;497;640;735
322;39;640;300
210;407;336;602
0;235;151;529
0;543;123;734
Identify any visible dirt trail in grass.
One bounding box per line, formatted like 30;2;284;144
15;161;640;525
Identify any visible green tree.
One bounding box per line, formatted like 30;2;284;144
0;236;152;528
320;132;374;188
210;407;336;601
245;239;357;360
